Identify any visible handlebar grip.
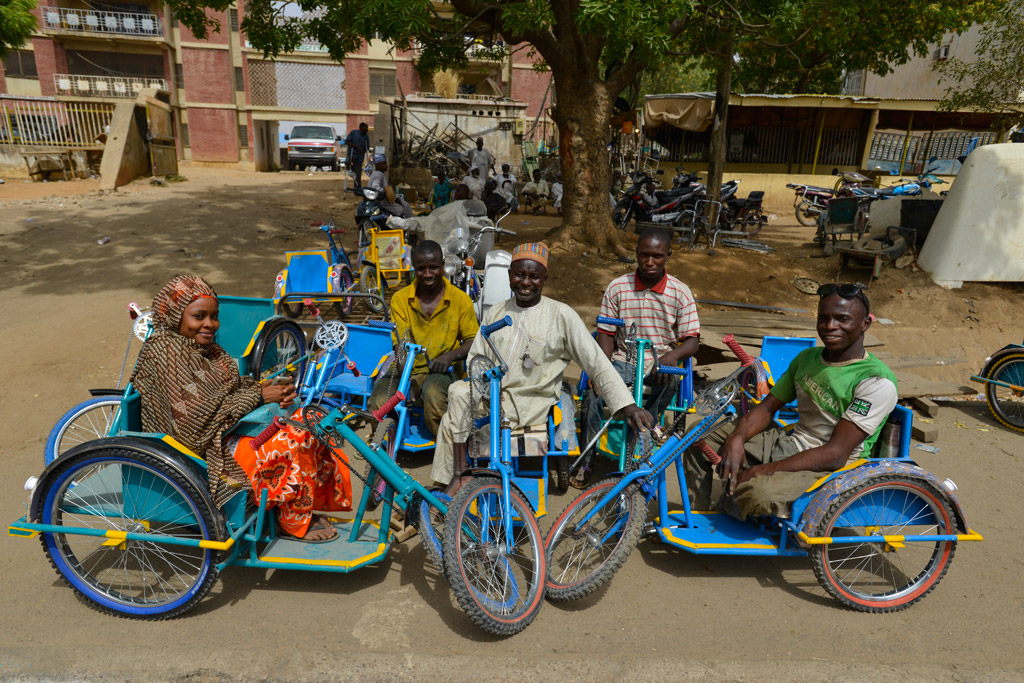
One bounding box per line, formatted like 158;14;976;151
597;316;625;327
501;228;517;236
480;315;512;338
347;360;360;378
303;298;321;318
723;334;754;367
366;319;396;330
251;417;284;450
372;391;406;421
310;221;321;226
329;229;346;235
658;365;688;376
696;439;722;465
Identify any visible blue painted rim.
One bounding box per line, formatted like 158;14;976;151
42;455;212;616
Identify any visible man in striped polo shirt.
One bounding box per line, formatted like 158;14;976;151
575;227;700;487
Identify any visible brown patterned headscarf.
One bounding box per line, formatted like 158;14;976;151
130;275;262;506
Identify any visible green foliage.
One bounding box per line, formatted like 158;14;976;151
0;0;36;59
640;56;714;97
939;1;1024;128
734;0;996;94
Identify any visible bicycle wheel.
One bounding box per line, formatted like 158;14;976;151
443;478;546;635
250;320;307;382
810;476;956;612
983;352;1024;432
332;264;355;318
552;456;571;493
741;212;764;237
613;206;632;232
738;366;762;416
36;447;221;618
45;396;122;465
360;265;386;314
415;489;451;574
545;475;646;602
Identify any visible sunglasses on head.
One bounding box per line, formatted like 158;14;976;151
816;283;870;314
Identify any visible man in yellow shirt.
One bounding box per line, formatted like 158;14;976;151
368;240;479;434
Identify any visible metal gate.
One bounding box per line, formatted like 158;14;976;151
145;97;177;176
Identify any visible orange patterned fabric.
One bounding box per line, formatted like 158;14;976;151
131;275;262;505
232;409;352;536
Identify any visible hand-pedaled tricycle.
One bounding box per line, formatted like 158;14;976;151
11;308;546;636
545;335;982;612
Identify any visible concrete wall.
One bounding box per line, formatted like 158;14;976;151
861;25;982;100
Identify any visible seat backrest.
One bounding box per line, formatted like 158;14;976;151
114;390;143;433
216;295;277;361
759;336;816;385
827;196;860;226
283;251;331;294
341;323;394;376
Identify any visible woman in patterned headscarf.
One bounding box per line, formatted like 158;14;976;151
131;275;351;542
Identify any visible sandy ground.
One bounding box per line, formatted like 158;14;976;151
1;167;1022;681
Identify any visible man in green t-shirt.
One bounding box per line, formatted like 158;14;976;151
687;285;898;520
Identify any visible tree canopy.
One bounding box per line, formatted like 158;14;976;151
0;0;36;59
939;0;1024;129
733;0;995;94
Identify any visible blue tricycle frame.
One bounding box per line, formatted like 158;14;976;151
544;335;983;612
969;339;1024;433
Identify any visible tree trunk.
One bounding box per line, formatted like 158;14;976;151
547;79;622;254
706;33;735;216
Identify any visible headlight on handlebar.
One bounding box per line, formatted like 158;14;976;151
444;253;462;280
362;188;379;200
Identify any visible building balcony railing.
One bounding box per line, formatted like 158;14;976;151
42;7;163;39
53;74;169;98
244;39;329;53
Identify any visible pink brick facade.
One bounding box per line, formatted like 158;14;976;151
186;107;238;162
2;6;551;169
181;48;234;104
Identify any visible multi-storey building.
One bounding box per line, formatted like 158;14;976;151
1;2;553;171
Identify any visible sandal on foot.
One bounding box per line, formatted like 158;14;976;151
569;465;592;490
285;517;338;544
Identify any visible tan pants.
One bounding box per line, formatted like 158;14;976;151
430;380;479;484
684;424;824;520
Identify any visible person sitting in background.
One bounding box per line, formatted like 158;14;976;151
521;170;551;215
482;178;508;220
462;166;485;200
131;275;352;542
367;241;478;436
551;176;564;216
367;156;413;218
430;172;453;208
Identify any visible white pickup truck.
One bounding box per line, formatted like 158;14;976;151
285;124;342;171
